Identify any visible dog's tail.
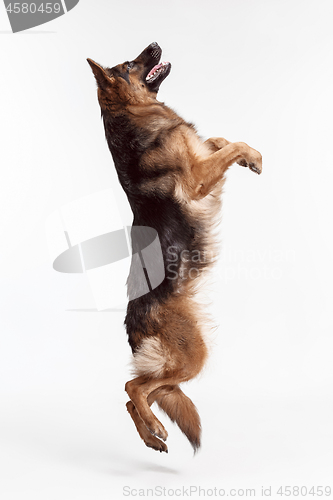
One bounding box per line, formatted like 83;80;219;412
149;385;201;452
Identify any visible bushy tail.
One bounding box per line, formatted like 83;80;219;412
149;385;201;452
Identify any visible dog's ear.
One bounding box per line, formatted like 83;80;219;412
87;58;114;90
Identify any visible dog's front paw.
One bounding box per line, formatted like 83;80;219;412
238;152;262;175
238;159;248;168
249;162;261;174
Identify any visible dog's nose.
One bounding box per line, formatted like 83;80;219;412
147;42;162;60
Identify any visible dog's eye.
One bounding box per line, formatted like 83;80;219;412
127;62;135;71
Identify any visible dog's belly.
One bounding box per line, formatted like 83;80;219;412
125;187;222;353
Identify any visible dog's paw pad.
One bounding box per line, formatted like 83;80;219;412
238;159;248;167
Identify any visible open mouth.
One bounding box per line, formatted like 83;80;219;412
137;43;171;91
146;61;171;84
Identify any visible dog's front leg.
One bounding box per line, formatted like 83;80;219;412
191;141;262;199
205;137;259;168
204;137;231;153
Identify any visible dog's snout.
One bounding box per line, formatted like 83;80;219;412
147;42;162;60
136;42;162;65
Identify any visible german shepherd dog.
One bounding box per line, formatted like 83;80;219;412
87;42;262;454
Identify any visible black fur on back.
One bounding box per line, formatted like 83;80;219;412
102;111;207;352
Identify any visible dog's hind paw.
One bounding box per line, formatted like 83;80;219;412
152;425;168;442
145;435;168;453
146;420;168;442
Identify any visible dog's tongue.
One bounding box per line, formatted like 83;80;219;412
147;62;168;79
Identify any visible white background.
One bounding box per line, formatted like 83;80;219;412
1;1;333;498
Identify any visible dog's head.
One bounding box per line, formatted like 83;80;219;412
87;42;171;110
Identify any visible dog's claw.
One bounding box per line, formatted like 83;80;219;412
146;438;168;453
238;159;261;175
249;162;261;175
149;424;168;442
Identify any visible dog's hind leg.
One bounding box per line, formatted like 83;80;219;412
126;383;201;453
125;304;207;451
125;375;202;445
125;376;171;442
126;400;168;453
125;384;193;453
